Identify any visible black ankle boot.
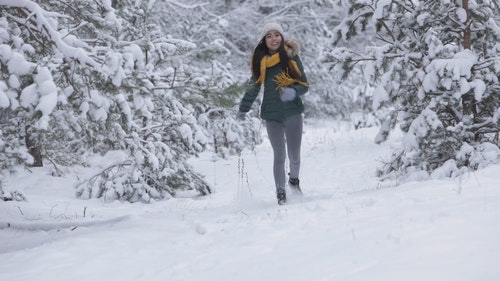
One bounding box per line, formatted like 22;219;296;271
289;178;303;195
276;188;287;205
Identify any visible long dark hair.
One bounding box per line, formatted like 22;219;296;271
251;35;301;83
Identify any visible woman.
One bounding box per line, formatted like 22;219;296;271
236;21;309;205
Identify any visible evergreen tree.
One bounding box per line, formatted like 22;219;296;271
0;0;211;202
327;0;500;180
0;0;104;199
142;0;264;158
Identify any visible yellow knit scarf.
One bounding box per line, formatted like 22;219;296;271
255;52;309;90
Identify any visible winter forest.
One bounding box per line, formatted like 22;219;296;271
1;0;499;202
1;0;500;280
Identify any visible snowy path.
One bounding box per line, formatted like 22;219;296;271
1;120;499;281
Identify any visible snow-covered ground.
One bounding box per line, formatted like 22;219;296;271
1;119;499;281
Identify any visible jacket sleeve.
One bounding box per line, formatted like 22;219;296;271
238;77;261;113
290;55;309;96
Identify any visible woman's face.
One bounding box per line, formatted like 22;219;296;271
264;30;282;54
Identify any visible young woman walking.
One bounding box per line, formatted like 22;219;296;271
236;21;309;205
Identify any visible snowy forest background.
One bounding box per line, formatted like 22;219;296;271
1;0;499;203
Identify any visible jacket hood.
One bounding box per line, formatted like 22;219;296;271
285;39;300;57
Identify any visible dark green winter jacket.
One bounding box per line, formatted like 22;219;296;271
238;40;309;121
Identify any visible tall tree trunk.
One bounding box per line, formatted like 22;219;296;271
461;0;476;118
462;0;471;49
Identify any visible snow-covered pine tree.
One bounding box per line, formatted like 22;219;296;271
64;0;212;202
0;0;211;202
326;0;500;181
0;0;104;200
143;0;264;158
0;16;37;173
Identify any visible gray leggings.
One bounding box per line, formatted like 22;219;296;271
265;114;303;190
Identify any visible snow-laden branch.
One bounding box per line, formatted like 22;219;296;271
164;0;209;9
0;0;100;68
332;4;374;43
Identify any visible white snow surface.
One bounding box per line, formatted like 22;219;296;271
1;120;499;281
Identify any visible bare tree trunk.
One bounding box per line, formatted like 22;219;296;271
25;125;43;167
